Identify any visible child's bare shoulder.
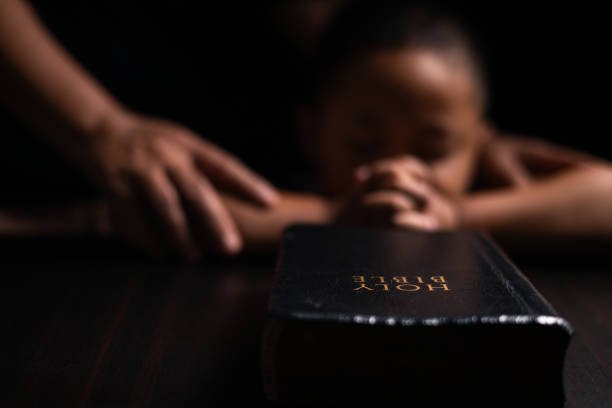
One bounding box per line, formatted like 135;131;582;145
473;130;606;190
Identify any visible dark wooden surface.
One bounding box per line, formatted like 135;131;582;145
2;238;610;407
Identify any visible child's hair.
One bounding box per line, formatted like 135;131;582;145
308;1;487;106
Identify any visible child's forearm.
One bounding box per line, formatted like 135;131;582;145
0;192;332;252
221;191;334;251
0;202;110;237
460;165;612;244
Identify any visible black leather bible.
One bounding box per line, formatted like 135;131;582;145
262;225;572;406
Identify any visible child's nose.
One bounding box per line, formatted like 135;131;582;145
381;128;415;158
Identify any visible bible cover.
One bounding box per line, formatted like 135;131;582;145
262;225;572;405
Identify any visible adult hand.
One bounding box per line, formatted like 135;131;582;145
0;0;279;259
82;112;278;259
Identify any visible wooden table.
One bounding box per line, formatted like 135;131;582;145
2;238;610;407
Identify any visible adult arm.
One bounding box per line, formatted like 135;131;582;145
0;0;278;259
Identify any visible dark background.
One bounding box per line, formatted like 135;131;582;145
445;2;608;159
1;3;610;406
0;1;609;196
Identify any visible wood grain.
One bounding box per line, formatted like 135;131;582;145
1;237;609;407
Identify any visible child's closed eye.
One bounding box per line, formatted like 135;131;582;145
412;125;456;162
344;115;385;157
345;135;383;156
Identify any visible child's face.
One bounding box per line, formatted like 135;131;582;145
305;48;487;196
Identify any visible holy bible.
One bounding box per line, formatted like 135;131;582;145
262;225;572;405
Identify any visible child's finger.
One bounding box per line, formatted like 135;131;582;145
358;155;433;182
392;211;440;231
359;191;418;224
361;191;417;211
363;167;432;208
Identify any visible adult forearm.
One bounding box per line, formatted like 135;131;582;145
0;0;127;158
0;1;284;259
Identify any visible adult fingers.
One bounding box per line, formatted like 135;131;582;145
169;164;242;254
132;168;200;260
190;138;278;207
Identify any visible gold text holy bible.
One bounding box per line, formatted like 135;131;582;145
262;225;572;405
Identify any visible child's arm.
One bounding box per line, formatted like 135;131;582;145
220;192;333;251
460;164;612;247
0;192;332;253
0;202;110;237
477;133;602;188
209;156;460;251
